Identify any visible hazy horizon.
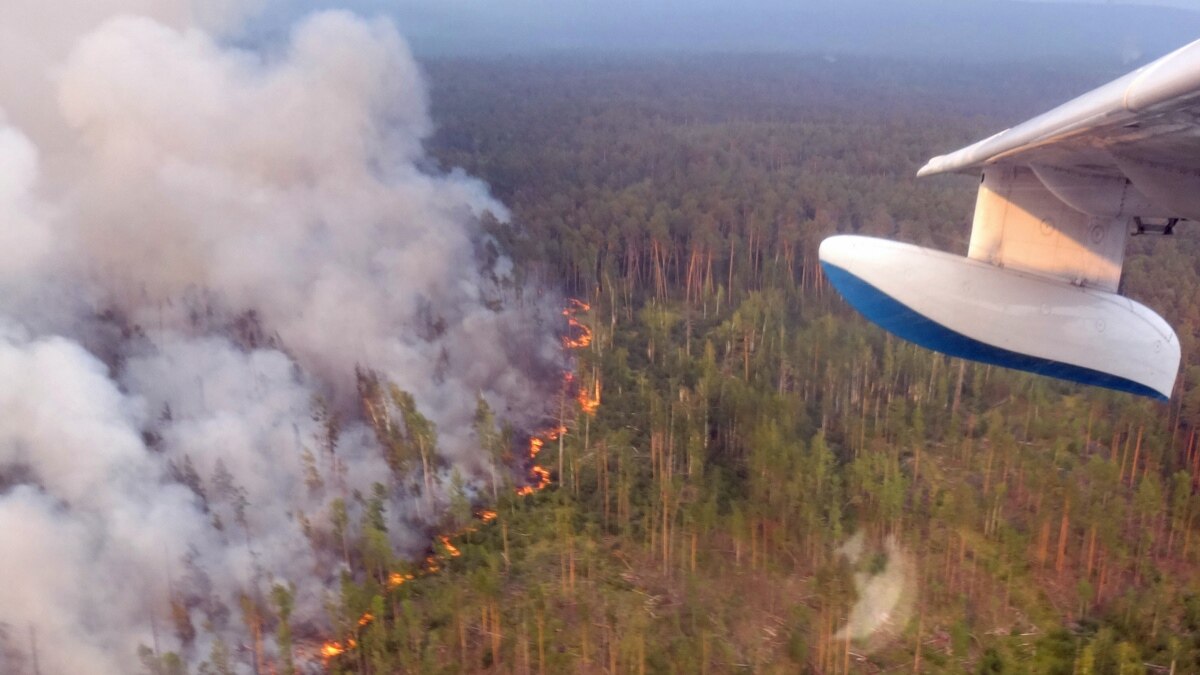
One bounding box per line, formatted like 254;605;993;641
248;0;1200;64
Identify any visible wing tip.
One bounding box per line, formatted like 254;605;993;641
916;161;940;177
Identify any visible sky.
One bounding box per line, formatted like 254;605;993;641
245;0;1200;62
1055;0;1198;7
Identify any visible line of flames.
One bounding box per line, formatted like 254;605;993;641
318;532;467;659
562;299;592;349
320;299;596;664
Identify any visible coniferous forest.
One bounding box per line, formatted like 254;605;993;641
222;56;1200;673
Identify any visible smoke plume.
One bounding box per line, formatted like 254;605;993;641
0;3;562;673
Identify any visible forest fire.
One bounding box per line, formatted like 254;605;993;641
388;571;414;589
578;377;601;415
511;298;590;497
321;640;354;660
516;424;566;496
440;536;462;557
321;299;597;666
562;299;593;349
517;464;553;496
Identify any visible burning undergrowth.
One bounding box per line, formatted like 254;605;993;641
318;299;596;666
0;3;578;674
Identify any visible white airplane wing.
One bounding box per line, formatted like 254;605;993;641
821;41;1200;400
919;38;1200;223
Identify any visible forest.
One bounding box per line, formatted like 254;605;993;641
181;55;1200;673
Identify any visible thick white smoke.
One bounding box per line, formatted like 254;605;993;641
0;4;562;673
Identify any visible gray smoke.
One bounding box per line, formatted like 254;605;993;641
0;4;562;673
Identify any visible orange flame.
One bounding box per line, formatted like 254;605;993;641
513;294;597;495
562;318;593;349
440;535;462;557
478;509;497;522
516;428;559;496
321;638;356;660
321;642;344;659
388;571;414;589
562;299;593;349
578;378;601;415
541;425;567;441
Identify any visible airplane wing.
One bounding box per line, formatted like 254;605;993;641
820;40;1200;400
918;39;1200;223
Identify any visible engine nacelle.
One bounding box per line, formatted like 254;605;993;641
819;235;1178;400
